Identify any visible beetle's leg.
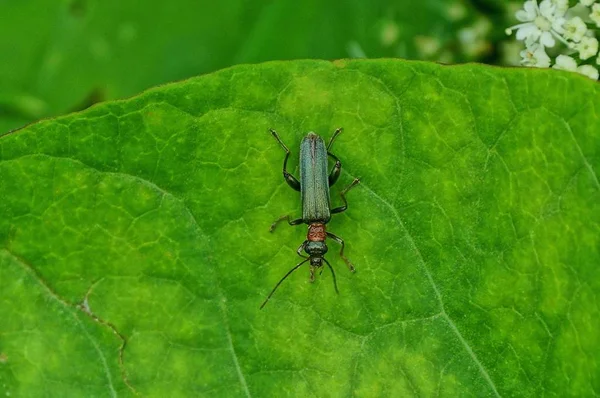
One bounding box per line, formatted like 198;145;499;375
328;151;342;187
327;127;343;151
269;215;304;232
327;232;356;272
309;265;316;282
296;240;308;258
331;178;360;214
327;128;343;186
269;129;301;191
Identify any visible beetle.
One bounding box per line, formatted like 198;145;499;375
261;128;360;309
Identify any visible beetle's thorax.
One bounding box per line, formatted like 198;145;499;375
307;223;326;242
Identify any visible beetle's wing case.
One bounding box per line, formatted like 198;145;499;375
300;132;331;223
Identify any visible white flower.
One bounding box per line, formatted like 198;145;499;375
576;36;599;59
581;0;596;6
577;64;599;79
520;43;552;67
563;17;587;42
506;0;567;48
552;0;569;15
553;54;578;70
591;4;600;27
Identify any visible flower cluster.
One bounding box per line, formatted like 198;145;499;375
506;0;600;80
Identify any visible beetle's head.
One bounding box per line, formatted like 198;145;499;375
305;241;328;266
309;257;323;267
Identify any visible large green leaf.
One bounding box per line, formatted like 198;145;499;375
0;59;598;396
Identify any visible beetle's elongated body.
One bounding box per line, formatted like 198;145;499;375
262;128;360;309
300;133;331;223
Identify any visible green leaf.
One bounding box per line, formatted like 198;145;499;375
1;59;599;396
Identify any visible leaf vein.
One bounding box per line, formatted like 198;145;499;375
353;177;502;398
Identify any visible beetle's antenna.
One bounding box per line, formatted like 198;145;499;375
260;258;310;309
323;258;339;295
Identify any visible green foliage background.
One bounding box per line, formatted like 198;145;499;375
1;1;599;397
1;0;508;134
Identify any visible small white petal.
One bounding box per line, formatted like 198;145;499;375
539;0;555;18
534;50;552;67
580;0;596;6
552;17;565;33
516;24;540;41
591;4;600;27
577;36;599;60
553;54;578;71
540;31;556;47
517;10;534;22
577;64;599;79
552;0;569;16
525;35;539;48
524;1;537;16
